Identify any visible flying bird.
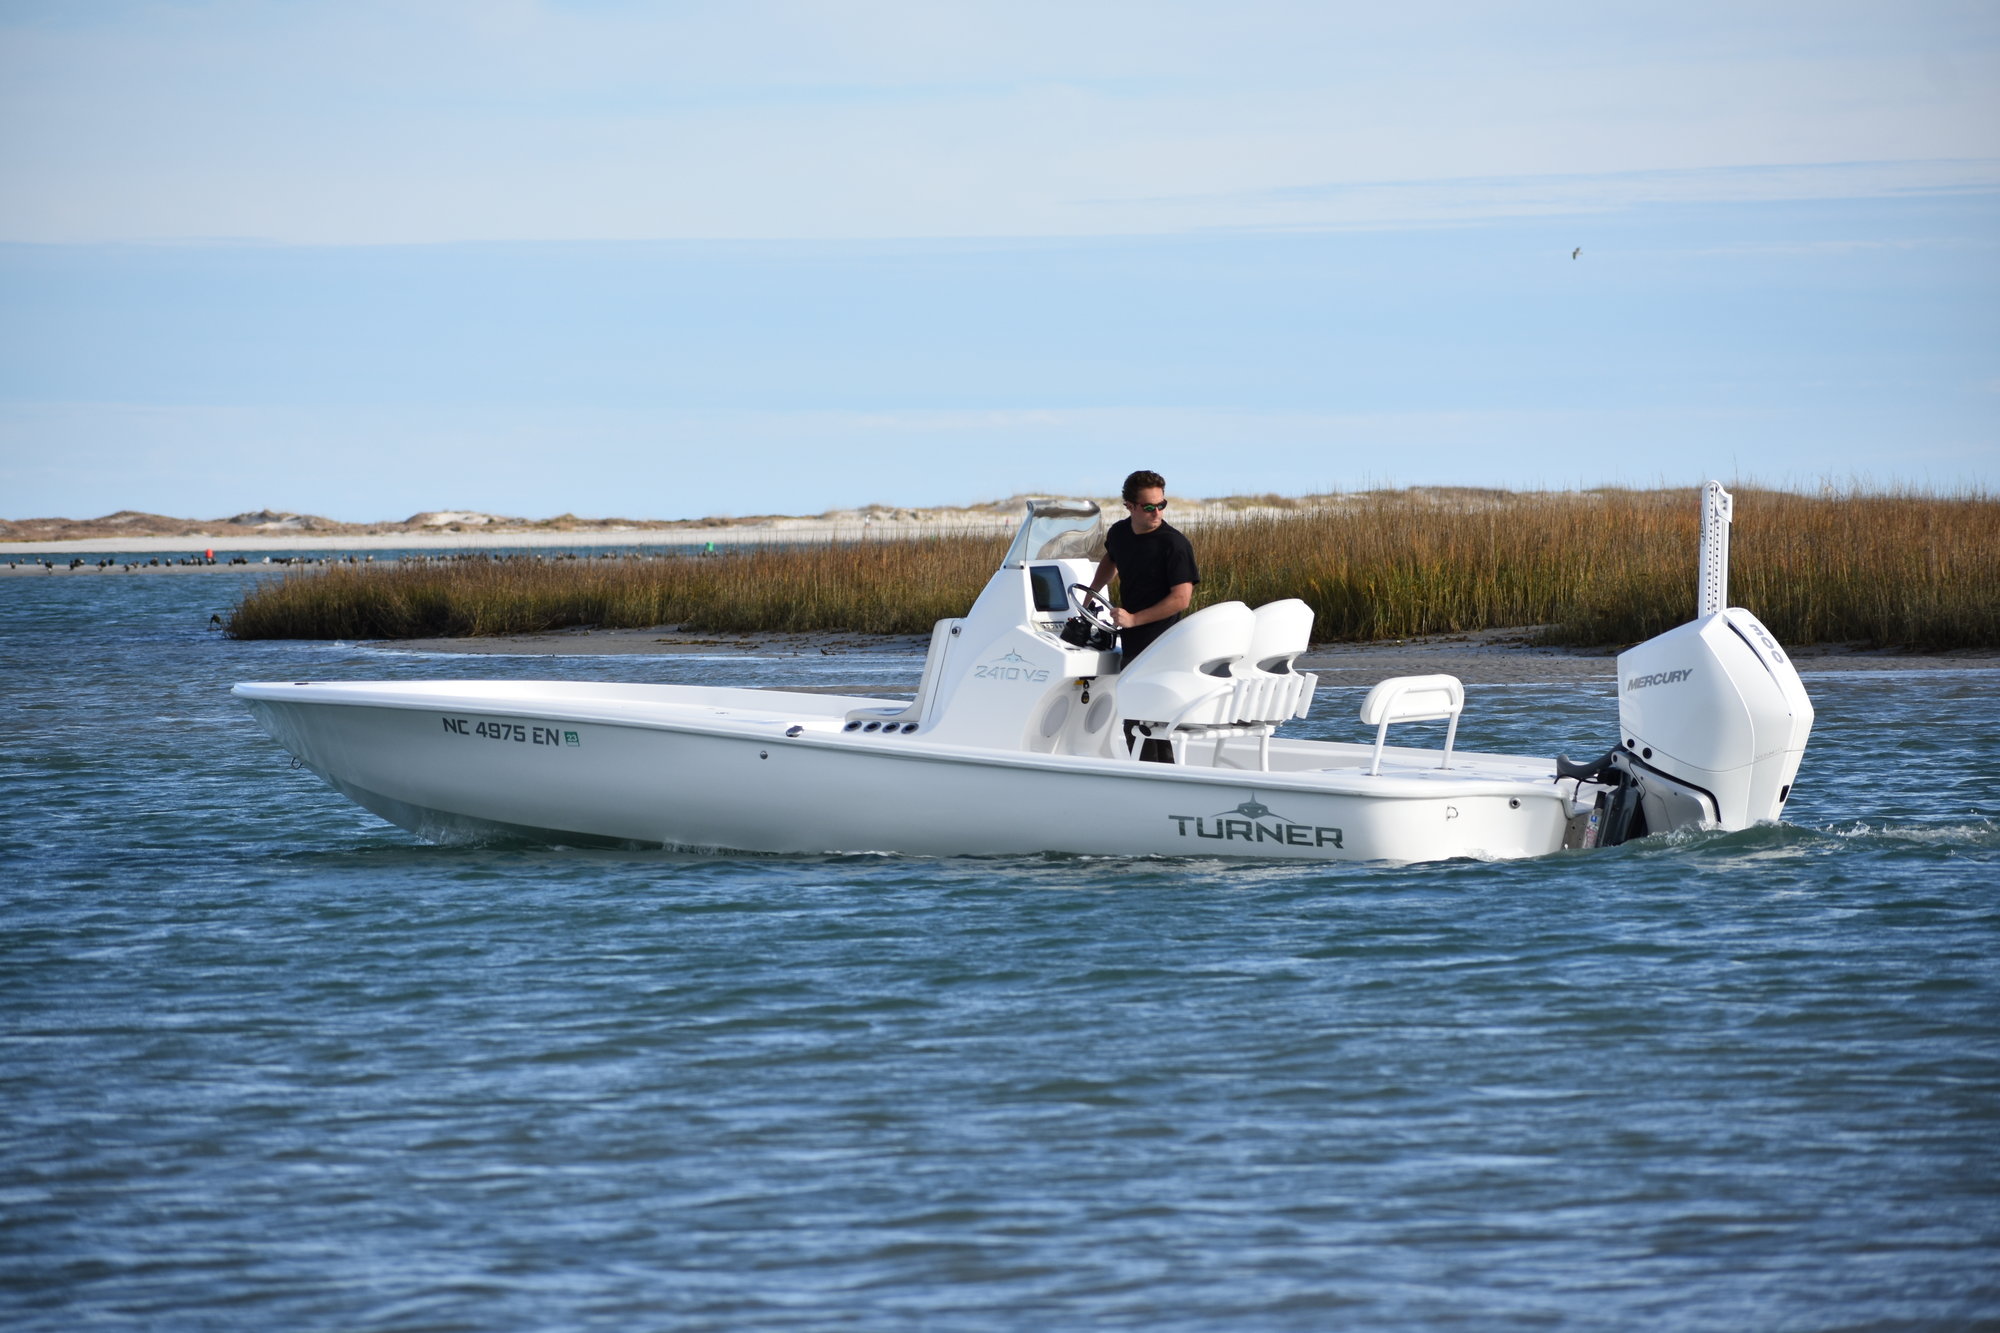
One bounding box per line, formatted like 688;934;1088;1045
1572;247;1581;260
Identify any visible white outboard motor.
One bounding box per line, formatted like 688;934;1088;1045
1605;483;1814;837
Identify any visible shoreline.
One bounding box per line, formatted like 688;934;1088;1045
15;559;1990;675
15;528;1992;676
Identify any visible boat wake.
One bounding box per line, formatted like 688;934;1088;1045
1610;815;2000;862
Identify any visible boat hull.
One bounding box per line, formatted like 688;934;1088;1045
237;683;1571;863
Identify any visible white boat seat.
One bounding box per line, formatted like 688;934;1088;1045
1116;601;1259;764
1231;598;1317;724
1359;674;1464;775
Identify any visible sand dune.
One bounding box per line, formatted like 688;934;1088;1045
0;493;1342;554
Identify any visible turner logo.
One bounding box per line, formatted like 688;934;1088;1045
1626;668;1696;692
974;649;1051;683
1169;798;1343;848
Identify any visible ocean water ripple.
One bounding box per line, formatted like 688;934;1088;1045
2;572;1997;1329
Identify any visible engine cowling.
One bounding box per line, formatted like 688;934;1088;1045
1614;608;1814;833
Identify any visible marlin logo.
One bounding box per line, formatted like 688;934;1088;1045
1169;798;1343;848
974;649;1050;683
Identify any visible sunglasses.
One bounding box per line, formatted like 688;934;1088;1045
1129;500;1168;514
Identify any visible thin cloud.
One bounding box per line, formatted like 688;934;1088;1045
2;4;1995;243
1117;159;2000;231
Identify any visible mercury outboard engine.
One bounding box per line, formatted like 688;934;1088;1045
1572;483;1814;844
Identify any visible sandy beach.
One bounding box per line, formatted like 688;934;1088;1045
0;518;1021;559
0;494;1332;557
0;527;996;573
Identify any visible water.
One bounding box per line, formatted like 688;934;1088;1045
4;570;1997;1331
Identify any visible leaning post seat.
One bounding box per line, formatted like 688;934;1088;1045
1233;598;1317;724
1114;602;1257;763
1358;674;1465;776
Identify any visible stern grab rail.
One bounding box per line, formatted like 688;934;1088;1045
1359;674;1465;776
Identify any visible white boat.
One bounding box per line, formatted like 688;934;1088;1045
235;483;1813;863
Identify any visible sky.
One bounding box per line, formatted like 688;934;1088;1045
1;0;1995;521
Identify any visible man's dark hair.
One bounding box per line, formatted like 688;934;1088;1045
1121;470;1166;503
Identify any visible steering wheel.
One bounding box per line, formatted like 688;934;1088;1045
1069;583;1119;636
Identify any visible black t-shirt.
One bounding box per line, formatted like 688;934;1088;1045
1104;518;1199;618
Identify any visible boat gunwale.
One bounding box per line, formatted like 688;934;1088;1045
234;680;1570;802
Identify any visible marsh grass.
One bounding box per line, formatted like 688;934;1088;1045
227;487;2000;648
227;539;1008;641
